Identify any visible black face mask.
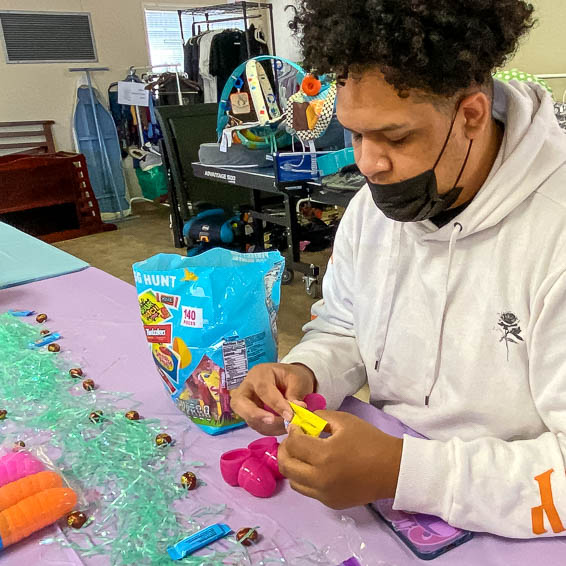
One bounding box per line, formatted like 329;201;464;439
366;109;473;223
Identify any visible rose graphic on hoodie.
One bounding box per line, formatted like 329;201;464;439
498;312;524;361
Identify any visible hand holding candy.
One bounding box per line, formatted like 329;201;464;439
263;392;327;418
230;363;317;436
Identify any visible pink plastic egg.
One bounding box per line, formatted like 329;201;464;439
220;448;252;487
248;437;284;480
304;393;327;412
237;456;277;498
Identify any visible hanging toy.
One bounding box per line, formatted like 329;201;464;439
247;60;281;122
229;78;251;116
301;75;322;96
217;55;302;152
286;78;337;143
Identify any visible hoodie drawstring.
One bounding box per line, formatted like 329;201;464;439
425;222;463;406
374;223;402;372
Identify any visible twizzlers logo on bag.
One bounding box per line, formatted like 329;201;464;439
144;324;172;344
181;306;203;328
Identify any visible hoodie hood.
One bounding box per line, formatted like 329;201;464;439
415;79;566;242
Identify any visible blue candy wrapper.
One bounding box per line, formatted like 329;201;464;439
133;249;284;435
29;333;61;349
167;523;232;560
9;310;35;317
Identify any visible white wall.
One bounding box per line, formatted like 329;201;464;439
0;0;564;152
507;0;566;98
271;0;301;61
0;0;218;150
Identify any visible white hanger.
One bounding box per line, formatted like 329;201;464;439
255;26;267;45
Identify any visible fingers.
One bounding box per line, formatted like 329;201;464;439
230;389;269;422
283;363;315;402
278;435;318;484
231;394;286;435
278;454;315;484
252;419;288;436
231;363;317;433
288;480;320;502
256;378;293;422
280;448;324;501
314;410;350;434
281;424;324;465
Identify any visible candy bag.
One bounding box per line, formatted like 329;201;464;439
133;249;284;435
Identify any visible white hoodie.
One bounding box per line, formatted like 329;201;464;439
282;80;566;538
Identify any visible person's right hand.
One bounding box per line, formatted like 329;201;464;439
230;362;316;436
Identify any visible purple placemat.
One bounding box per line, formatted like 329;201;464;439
1;268;564;565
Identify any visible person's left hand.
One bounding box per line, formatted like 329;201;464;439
278;410;403;510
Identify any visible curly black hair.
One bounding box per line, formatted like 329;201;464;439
289;0;536;97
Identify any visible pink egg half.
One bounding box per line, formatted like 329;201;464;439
237;456;277;498
248;437;283;480
220;448;252;487
304;393;327;412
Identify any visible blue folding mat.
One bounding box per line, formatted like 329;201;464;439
0;222;89;289
74;85;129;215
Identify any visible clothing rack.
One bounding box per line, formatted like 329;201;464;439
190;14;263;39
129;64;184;105
180;1;276;58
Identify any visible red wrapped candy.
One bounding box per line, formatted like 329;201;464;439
236;527;259;546
89;411;103;424
82;379;95;391
155;433;172;447
67;511;88;529
181;471;197;490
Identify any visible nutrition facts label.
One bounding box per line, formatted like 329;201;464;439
222;339;248;390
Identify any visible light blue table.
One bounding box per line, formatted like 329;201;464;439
0;222;88;289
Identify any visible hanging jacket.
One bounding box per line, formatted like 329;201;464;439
184;37;201;83
199;30;224;103
210;30;248;100
282;79;566;538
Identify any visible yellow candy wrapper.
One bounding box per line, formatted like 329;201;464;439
288;402;328;437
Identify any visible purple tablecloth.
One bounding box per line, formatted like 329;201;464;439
0;267;564;565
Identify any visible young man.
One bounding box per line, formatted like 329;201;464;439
231;0;566;538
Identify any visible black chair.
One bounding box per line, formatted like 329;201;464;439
156;104;251;247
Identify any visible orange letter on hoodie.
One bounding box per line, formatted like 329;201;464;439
531;469;565;535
